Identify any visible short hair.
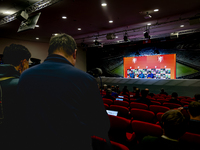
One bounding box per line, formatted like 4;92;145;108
161;88;164;92
171;92;178;98
3;44;31;66
106;88;112;95
48;33;77;56
188;101;200;117
161;109;186;139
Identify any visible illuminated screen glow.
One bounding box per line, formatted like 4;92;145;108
123;54;176;79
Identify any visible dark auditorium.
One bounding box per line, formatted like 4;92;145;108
1;1;200;150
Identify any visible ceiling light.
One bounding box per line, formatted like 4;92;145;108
36;37;39;40
3;10;15;15
78;28;81;30
144;12;152;19
147;23;151;26
35;25;39;27
154;9;159;12
109;20;113;23
180;25;184;27
115;36;118;38
62;16;67;19
101;3;107;6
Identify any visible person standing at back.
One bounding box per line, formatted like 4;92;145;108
17;34;110;150
0;44;31;148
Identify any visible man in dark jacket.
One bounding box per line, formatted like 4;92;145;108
17;33;111;150
0;44;31;148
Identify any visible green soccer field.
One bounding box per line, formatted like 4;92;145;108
110;63;199;78
176;62;199;77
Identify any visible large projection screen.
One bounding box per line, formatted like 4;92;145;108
123;54;176;79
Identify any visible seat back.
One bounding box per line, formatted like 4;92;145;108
156;112;164;123
130;108;155;123
110;105;129;117
149;105;170;114
179;132;200;145
156;99;169;104
103;98;113;105
163;102;182;109
131;120;163;141
114;100;129;107
104;103;109;109
150;101;161;105
130;102;148;110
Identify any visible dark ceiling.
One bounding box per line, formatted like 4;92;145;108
0;0;200;46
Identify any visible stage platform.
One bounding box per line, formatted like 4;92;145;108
96;77;200;97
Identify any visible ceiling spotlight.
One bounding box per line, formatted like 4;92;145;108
35;25;39;27
144;31;150;39
124;32;129;41
115;36;118;38
36;37;39;40
94;37;101;45
78;28;81;30
109;20;113;23
62;16;67;19
101;3;107;6
144;12;152;19
180;25;184;27
147;23;151;26
154;9;159;12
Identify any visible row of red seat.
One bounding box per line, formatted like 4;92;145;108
108;115;200;148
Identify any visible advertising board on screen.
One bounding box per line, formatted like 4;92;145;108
123;54;176;79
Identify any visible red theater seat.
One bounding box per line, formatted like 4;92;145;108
110;105;130;118
150;101;161;105
103;98;113;105
104;103;109;109
179;132;200;147
163;102;182;109
156;99;169;105
130;108;155;123
156;112;164;123
114;100;129;107
127;120;163;143
130;102;148;110
149;105;170;115
108;115;131;144
91;136;129;150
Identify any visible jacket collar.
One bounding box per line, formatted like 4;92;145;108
0;64;20;78
44;54;73;66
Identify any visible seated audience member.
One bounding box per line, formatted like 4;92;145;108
140;109;186;150
0;44;31;148
133;86;137;93
133;88;141;99
145;88;155;97
115;85;120;95
147;71;154;79
169;92;182;105
111;86;118;98
135;90;151;106
103;88;115;101
121;86;129;96
160;88;168;96
103;84;107;91
138;71;145;78
187;101;200;134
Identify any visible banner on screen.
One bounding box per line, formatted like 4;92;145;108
123;54;176;79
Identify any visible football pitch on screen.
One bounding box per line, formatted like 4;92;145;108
110;63;199;78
